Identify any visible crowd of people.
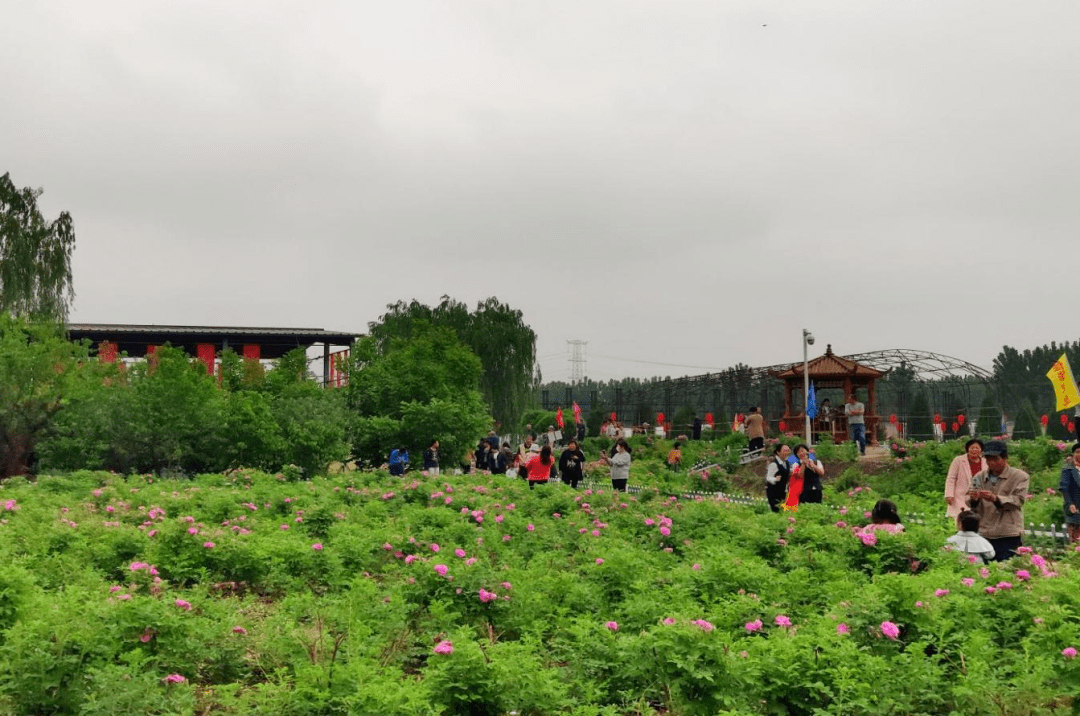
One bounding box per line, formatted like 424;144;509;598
388;422;1080;563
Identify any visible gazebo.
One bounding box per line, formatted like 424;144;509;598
771;345;888;445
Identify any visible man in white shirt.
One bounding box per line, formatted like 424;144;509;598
845;394;866;456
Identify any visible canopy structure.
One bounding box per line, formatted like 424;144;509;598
770;345;889;444
67;324;360;383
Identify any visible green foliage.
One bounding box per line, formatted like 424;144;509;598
0;314;93;478
1;464;1078;713
0;174;75;321
347;325;491;467
367;296;537;428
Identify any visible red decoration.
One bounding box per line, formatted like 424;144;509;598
611;412;617;422
1041;414;1049;427
556;407;564;428
778;420;787;432
1062;414;1070;427
705;412;714;425
952;422;959;433
656;412;665;425
1071;422;1076;434
933;413;941;424
889;413;898;425
957;414;966;426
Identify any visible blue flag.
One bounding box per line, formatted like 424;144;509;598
807;382;818;419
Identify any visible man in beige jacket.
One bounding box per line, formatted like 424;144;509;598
966;440;1029;561
745;407;765;454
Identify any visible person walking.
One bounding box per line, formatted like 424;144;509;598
944;439;986;522
558;439;586;489
422;439;440;475
523;444;554;490
966;440;1029;561
745;407;765;453
765;444;792;513
1059;443;1080;543
601;438;632;492
845;394;866;456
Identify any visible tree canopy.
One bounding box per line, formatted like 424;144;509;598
347;323;491;467
0;173;75;321
367;296;537;428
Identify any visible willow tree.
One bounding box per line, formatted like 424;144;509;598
367;296;537;427
0;173;76;321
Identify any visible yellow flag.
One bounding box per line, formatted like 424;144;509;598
1046;353;1080;411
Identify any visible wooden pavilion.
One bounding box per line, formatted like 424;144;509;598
771;345;888;445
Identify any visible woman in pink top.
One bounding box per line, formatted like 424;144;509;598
945;439;986;522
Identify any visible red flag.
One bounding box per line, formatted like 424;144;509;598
705;412;714;426
556;407;564;428
573;402;582;423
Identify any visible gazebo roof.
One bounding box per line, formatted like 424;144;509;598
772;344;888;380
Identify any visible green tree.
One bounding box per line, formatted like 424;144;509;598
347;323;491;467
0;174;75;321
0;315;91;478
367;296;537;427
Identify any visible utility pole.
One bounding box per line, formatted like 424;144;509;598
567;340;587;385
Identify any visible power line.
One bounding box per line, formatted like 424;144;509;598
589;353;728;372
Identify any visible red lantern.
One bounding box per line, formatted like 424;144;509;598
1041;414;1049;427
705;412;714;425
778;420;787;432
952;422;959;433
656;412;665;424
889;413;898;424
958;414;966;426
933;413;941;424
1062;414;1069;427
611;412;617;422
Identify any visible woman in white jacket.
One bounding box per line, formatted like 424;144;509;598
603;438;632;492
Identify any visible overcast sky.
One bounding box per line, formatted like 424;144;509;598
4;1;1078;382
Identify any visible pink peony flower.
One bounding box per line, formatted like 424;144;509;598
162;674;186;684
312;543;323;551
465;557;477;566
979;567;990;579
478;589;498;603
880;621;900;640
430;543;440;553
1016;570;1031;581
837;623;850;635
995;581;1012;590
280;524;289;530
501;582;512;590
203;542;215;549
187;527;198;535
232;626;247;635
434;640;454;655
935;589;949;598
605;621;618;631
595;558;604;565
433;564;448;576
775;615;791;627
526;524;535;532
1063;647;1078;659
404;554;417;565
692;563;702;570
495;514;504;523
454;549;466;558
663;617;677;625
961;578;975;587
174;599;192;611
745;619;763;632
140;628;153;643
660;526;671;537
691;619;715;632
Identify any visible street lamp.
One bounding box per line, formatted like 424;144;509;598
803;329;815;445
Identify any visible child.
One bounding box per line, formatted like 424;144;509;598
946;510;996;564
862;499;905;534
